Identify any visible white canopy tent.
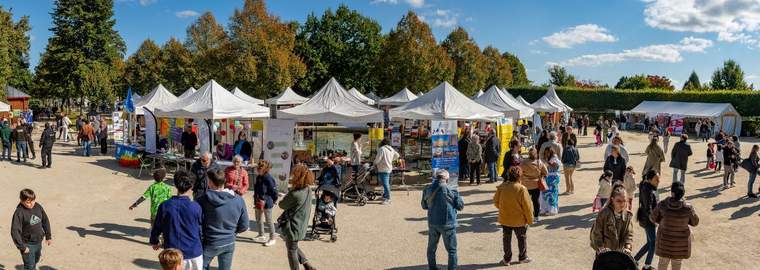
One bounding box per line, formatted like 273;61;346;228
474;86;535;120
154;80;270;120
265;87;309;106
379;88;418;106
630;101;742;135
515;96;532;108
232;87;265;105
0;101;10;112
366;92;381;102
347;87;376;106
471;89;484;99
544;85;573;111
134;84;178;115
178;87;196;99
390;82;503;121
278;78;384;123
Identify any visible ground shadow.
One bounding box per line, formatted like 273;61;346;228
134;218;151;224
132;259;160;269
730;204;760;220
577;166;603;171
559;203;593;214
712;197;757;211
685;184;723;201
87;159;152;180
407;211;500;235
388;262;503;270
67;223;150;246
14;266;59;270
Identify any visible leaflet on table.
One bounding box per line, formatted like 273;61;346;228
430;120;459;189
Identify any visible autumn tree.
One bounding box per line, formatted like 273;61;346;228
161;37;198;93
682;70;701;90
0;5;32;100
710;60;750;90
295;5;383;94
503;52;529;85
228;0;306;98
615;75;650;90
646;75;674;90
481;46;512;88
376;12;454;96
547;65;576;87
124;39;165;94
441;27;487;95
186;12;235;87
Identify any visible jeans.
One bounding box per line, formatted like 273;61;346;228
672;168;686;184
285;240;309;270
748;172;758;194
41;148;52;167
658;257;683;270
377;172;391;201
16;141;28;161
82;140;92;156
459;162;469;180
2;142;10;160
528;189;540;218
20;242;42;270
202;243;235;270
256;208;275;239
487;162;497;182
502;225;528;263
634;224;656;265
427;225;457;270
469;161;482;184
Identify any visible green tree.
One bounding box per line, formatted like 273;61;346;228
503;52;529;85
229;0;306;98
710;59;750;90
547;65;576;87
375;11;454;96
34;0;125;111
161;38;198;93
682;70;701;90
124;39;165;94
482;46;513;88
185;12;235;86
615;75;650;90
294;5;383;94
441;27;487;95
0;5;33;100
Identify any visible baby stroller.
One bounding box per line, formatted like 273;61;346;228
593;250;638;270
340;163;378;206
310;184;339;242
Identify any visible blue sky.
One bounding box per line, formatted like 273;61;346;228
4;0;760;89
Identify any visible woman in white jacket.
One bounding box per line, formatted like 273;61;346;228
374;139;399;205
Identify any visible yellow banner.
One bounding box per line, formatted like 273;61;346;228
496;118;513;176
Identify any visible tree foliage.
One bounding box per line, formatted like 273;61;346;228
441;27;487;95
646;75;674;90
161;38;198;93
125;39;165;94
482;46;513;88
186;12;235;86
503;52;529;86
710;59;750;90
0;5;32;100
682;70;701;91
547;65;576;87
615;74;673;90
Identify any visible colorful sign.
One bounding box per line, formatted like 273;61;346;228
431;120;459;188
496;117;514;176
669;115;685;136
115;144;140;167
264;119;296;193
111;112;124;143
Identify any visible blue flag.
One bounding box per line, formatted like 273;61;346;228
125;87;135;113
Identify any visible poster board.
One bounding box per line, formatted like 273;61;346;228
669;115;684;136
496;117;514;176
264;119;295;193
431;120;459;188
111;112;124;143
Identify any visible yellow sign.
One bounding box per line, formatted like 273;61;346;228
496;118;514;176
176;118;185;127
252;120;264;131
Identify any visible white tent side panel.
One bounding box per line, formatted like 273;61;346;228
630;101;742;135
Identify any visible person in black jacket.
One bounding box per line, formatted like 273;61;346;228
39;123;56;168
669;134;692;184
253;160;279;246
191;152;219;199
483;130;501;183
603;145;627;181
722;140;740;190
11;189;52;270
458;129;471;182
232;131;254;164
23;121;36;160
634;170;660;270
181;126;198;159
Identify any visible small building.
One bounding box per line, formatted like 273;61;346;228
5;85;31;111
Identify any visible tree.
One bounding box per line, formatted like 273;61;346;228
228;0;306;98
503;52;529;85
441;27;487;95
34;0;125;110
646;75;674;90
124;39;165;94
682;70;701;90
482;46;513;88
161;38;198;93
615;75;650;90
185;12;235;86
295;5;383;94
375;11;454;96
547;65;576;87
710;60;750;90
0;5;32;100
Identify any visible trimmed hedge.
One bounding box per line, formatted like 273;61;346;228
504;86;760;116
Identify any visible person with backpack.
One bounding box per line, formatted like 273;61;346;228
422;169;464;270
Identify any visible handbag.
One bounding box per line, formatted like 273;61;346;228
276;188;311;230
740;158;756;172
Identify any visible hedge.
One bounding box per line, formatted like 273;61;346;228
504;86;760;116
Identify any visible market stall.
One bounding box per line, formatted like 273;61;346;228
178;87;196;99
379;88;417;107
629;101;742;136
232;87;265;105
133;84;179;153
474;85;535;122
347;87;376;106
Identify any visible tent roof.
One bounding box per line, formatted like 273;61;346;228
134;84;178;115
232;87;264;105
278;78;384;123
347;88;376;105
178;87;196;99
154;80;270;119
0;101;10;112
531;95;565;112
265;87;308;106
515;96;532;107
5;85;30;99
366;92;381;102
544;85;573;111
474;86;535;119
471;89;484;99
630;101;740;118
390;82;504;121
379;88;418;106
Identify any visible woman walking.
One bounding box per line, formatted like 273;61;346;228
279;164;317;270
722;141;739;190
590;184;634;255
253;160;278;247
467;135;483;185
484;130;501;183
519;148;548;221
561;139;580;194
662;129;671;153
501;140;522;180
603;146;627;181
745;145;759;198
634;170;660;270
540;148;561;216
651;182;700;270
99;121;108;155
642;137;665;176
494;167;534;266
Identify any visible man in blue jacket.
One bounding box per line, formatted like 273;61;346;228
422;169;464;270
196;169;249;270
150;170;203;269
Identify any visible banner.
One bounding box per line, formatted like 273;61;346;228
264;119;295;193
669;115;685;136
431;120;459;188
391;131;401;147
496;117;514;176
115;144;140;167
111;112;124;143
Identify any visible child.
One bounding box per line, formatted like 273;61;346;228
11;189;52;270
316;192;338;226
130;168;172;226
715;143;724;172
158;248;184;270
623;166;636;210
593;170;614;212
707;143;715;169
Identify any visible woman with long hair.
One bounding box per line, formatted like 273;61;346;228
279;164;317;270
540;147;561;216
642;137;665;176
519;148;548;221
747;145;760;198
561;139;580;194
634;170;660;270
590;184;634;256
253;160;278;246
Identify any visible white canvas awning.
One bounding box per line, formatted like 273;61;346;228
379;88;418;106
474;86;535;119
232;87;264;105
134;84;178;115
347;88;376;105
545;85;573;111
265;87;308;106
471;89;484;99
154;80;270;119
515;95;532;108
366;92;381;102
531;85;572;112
278;78;384;123
390;82;504;121
0;101;9;112
630;101;742;135
178;87;196;99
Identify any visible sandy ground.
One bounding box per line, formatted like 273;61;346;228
0;130;759;270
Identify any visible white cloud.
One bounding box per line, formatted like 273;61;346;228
370;0;425;8
542;24;617;48
139;0;157;6
530;49;548;55
175;10;200;18
554;37;713;67
419;9;459;28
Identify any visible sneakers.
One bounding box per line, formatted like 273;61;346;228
500;259;511;266
642;266;656;270
748;193;758;198
253;235;267;242
264;239;276;247
518;257;532;264
381;200;391;205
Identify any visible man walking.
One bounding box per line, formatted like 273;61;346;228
1;120;11;160
422;170;464;270
12;120;29;162
11;189;52;270
191;152;219;200
39;123;56;168
669;134;692;184
79;120;95;157
23;120;36;160
60;113;71;142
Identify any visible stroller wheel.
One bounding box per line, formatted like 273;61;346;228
358;197;367;206
331;235;337;242
368;192;377;201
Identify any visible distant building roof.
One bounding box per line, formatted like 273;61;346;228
5;85;31;99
